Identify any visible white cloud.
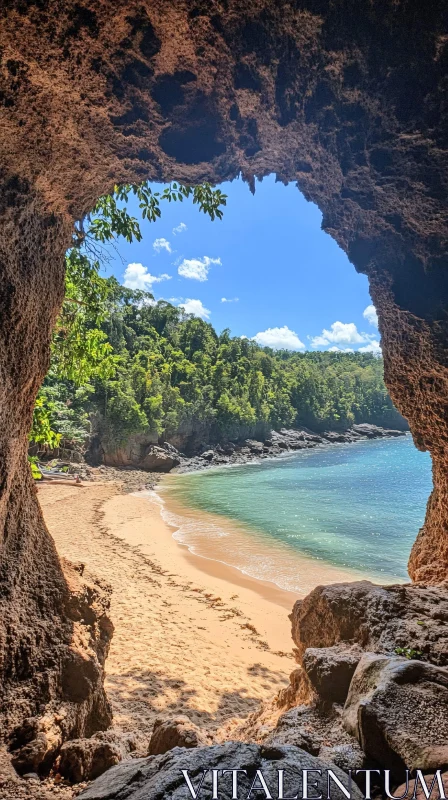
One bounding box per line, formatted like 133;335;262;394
253;326;305;351
178;298;211;320
221;297;239;303
363;304;379;328
310;321;367;348
328;346;354;353
358;340;382;354
123;263;172;291
178;256;221;282
172;222;187;235
153;237;172;254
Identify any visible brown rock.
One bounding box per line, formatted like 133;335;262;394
343;653;448;778
7;562;113;774
291;581;448;666
302;644;363;704
276;667;313;710
147;716;209;756
58;732;136;783
101;436;179;471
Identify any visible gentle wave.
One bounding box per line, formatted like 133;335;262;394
154;486;373;596
153;437;432;594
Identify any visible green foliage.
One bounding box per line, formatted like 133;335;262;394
29;457;43;481
30;395;62;450
394;646;423;660
31;180;227;450
55;289;403;452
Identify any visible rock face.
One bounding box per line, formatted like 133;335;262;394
79;742;364;800
276;667;313;711
6;561;113;774
342;654;448;778
147;716;209;756
291;581;448;666
302;645;363;705
101;437;180;472
1;0;448;757
58;731;136;784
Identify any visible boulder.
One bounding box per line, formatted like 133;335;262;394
318;743;366;773
322;431;349;443
147;716;209;755
343;653;448;778
290;581;448;666
303;644;363;704
79;742;364;800
140;446;180;471
10;729;60;776
244;439;264;453
395;772;448;800
58;731;136;783
101;435;180;472
264;708;321;755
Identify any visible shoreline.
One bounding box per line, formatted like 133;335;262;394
39;481;300;743
170;424;408;476
155;482;376;598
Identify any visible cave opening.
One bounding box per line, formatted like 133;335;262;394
40;171;432;590
1;0;447;787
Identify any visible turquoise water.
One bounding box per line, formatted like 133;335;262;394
160;436;433;592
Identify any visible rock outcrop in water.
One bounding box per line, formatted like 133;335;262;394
174;425;407;472
1;0;447;777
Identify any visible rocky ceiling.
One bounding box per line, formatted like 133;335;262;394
0;0;447;754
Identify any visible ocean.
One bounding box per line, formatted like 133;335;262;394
158;435;433;595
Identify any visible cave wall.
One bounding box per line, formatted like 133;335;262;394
0;0;447;748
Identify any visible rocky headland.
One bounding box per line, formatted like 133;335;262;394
174;423;407;474
80;424;407;480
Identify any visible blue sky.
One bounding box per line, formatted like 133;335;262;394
102;174;380;353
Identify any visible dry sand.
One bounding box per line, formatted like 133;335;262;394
39;481;299;741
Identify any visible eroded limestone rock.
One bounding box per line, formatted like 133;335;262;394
343;653;448;778
302;644;363;705
291;581;448;666
58;731;139;783
7;561;113;775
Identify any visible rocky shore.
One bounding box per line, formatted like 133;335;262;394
78;424;407;483
174;423;407;474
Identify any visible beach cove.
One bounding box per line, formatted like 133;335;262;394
38;436;432;749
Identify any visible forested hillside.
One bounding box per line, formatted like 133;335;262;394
29;182;405;460
37;282;406;457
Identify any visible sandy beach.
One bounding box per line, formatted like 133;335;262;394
38;478;361;744
39;481;299;742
